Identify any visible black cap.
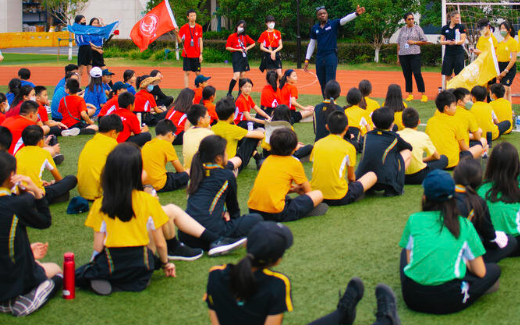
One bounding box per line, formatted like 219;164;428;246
247;221;293;264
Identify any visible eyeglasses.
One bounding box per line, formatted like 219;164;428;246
316;6;326;12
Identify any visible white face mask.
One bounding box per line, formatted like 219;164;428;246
267;22;275;30
29;96;36;101
237;27;244;34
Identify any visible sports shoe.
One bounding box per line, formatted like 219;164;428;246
53;154;65;165
61;128;80;137
90;279;112;296
208;237;247;257
11;279;55;317
338;277;364;325
405;94;414;101
306;203;329;217
375;284;401;325
0;299;13;314
421;95;428;103
167;242;203;261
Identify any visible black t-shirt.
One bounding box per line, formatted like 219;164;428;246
206;264;292;325
441;23;466;56
313;102;343;142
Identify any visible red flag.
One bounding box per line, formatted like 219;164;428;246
130;0;177;51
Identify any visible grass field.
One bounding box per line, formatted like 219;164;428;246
0;85;519;325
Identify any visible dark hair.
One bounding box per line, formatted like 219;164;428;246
186;9;196;16
87;75;103;92
20;100;39;115
239;78;253;89
279;69;294;89
270;128;298;156
0;127;12;152
402;107;420;128
21;125;44;146
216;97;235;120
385;84;405;112
34;86;46;97
266;71;278;92
150;69;160;77
171;88;195;113
265;15;275;23
187;104;208;125
453;158;485;228
235;20;247;34
65;71;78;81
0;93;6;105
327;110;348;134
470;85;487;102
500;20;516;37
358;80;372;97
155;119;177;136
136;74;150;89
422;197;460;238
118;92;135;109
345;87;362;108
187;135;227;195
101;143;144;222
484;142;520;203
321;80;341;122
272;105;291;122
123;70;136;83
0;151;16;185
74;15;85;24
372;107;394;129
453;87;470;103
8;79;21;98
17;68;31;80
435;90;457;112
89;17;99;26
404;12;414;20
490;83;506;99
477;18;490;30
201;85;216;103
66;78;81;94
229;253;271;300
64;64;78;76
99;114;123;133
12;85;34;107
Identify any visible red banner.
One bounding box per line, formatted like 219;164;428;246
130;0;177;52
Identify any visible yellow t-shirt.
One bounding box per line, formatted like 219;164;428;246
345;105;372;135
85;190;169;247
397;128;436;175
497;37;519;62
394;111;404;131
15;146;57;193
261;125;293;151
365;97;380;115
211;121;249;158
77;133;118;201
470;101;499;140
182;127;214;169
454;106;480;146
142;138;180;190
491;98;513;134
248;155;308;213
310;134;357;200
476;34;498;53
425;113;465;168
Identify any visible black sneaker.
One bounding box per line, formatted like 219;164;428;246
337;277;364;325
208;237;247;257
167;242;203;261
11;279;55;317
91;279;112;296
375;284;401;325
53;154;65;165
306;203;329;217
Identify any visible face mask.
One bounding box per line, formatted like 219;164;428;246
500;30;508;37
147;85;154;92
29;96;36;101
465;101;473;109
80;22;86;25
237;27;244;34
267;23;275;30
4;102;9;112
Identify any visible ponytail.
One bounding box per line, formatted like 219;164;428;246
422;198;460;238
187;135;228;195
359;97;367;109
229;254;258;300
453;158;485;229
464;185;485;229
187;152;204;195
266;71;278;92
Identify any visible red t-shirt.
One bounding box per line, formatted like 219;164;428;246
193;87;203;105
179;23;203;58
261;85;281;108
166;109;188;135
280;84;298;111
203;100;218;124
0;113;5;125
134;89;157;113
37;105;49;123
1;115;36;155
234;94;255;124
99;95;119;117
114;108;141;143
5;102;22;118
226;33;255;50
258;30;282;48
58;95;87;128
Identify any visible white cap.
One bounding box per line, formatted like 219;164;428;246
90;67;102;78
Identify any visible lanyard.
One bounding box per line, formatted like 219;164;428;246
267;30;276;48
238;35;246;50
188;24;196;40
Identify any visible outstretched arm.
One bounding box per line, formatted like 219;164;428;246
340;5;365;25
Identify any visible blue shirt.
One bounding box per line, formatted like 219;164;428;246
75;34;90;47
90;35;104;47
84;85;107;116
126;84;136;95
102;83;111;93
51;87;67;119
6;93;15;106
310;19;341;57
20;80;35;88
54;78;66;94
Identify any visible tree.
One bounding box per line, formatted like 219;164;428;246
146;0;210;28
355;0;420;62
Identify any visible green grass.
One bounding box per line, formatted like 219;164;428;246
0;53;77;66
1;87;520;325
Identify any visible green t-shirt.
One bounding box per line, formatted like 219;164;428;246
477;182;520;236
399;211;485;286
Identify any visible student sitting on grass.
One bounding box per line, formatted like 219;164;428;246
490;83;513;135
183;104;214;170
454;158;518;263
400;169;500;314
248;128;328;221
7;85;35;118
165;88;195;145
201;85;218;124
478;142;520;256
123;69;137;95
150;70;174;108
98;81;129;118
470;85;509;141
383;84;407;131
54;64;78;95
114;92;151;147
313;80;344;143
234;78;271;129
34;86;75;138
193;74;211;105
179;135;262;255
279;69;314;124
359;79;380;116
355;108;412;197
134;75;168;126
142;120;189;193
311;111;377;206
16;126;77;205
83;67;107;116
18;68;35;88
101;69;113;97
58;79;98;135
426;91;476;169
50;72;80;120
0;126;11;152
0;93;8;125
77;114;123;201
397;107;448;184
213;97;264;171
0;151;62;317
344;87;372;142
260;71;281;118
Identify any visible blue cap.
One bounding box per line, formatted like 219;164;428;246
112;81;129;92
422;170;455;202
67;196;90;214
247;221;293;264
102;69;115;76
194;75;211;86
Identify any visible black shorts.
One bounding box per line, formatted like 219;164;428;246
91;50;105;67
442;53;465;76
77;45;92;66
183;57;201;72
232;52;250;73
323;181;364;206
263;52;282;70
158;171;189;192
499;61;516;86
459;150;473;161
290;110;303;124
249;194;314;222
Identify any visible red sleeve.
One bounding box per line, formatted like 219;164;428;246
79;98;87;113
58;98;65;115
290;85;298;99
248;96;256;109
179;25;187;40
197;25;203;37
246;35;255;45
226;34;235;47
0;113;5;125
149;93;157;109
236;97;247;113
128;113;141;135
38;106;48;122
258;32;266;44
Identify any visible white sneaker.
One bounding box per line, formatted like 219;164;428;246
61;128;80;137
11;279;55;317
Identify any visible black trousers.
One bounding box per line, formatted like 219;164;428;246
405;155;449;184
236;137;259;172
156;96;173;108
483;235;518;263
127;132;152;147
399;54;425;93
44;175;77;205
158;172;189;192
48;126;62;137
307;309;391;325
400;249;500;314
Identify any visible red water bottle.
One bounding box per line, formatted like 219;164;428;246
63;252;75;299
